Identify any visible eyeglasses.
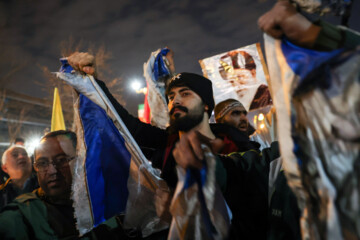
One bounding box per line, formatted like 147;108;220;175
34;156;75;173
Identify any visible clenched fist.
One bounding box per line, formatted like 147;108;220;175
67;52;97;76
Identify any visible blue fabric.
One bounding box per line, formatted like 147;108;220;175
281;38;342;82
153;48;170;81
184;166;207;190
183;164;217;236
59;58;74;73
79;94;131;226
281;39;342;167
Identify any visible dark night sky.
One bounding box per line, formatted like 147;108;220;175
1;0;359;115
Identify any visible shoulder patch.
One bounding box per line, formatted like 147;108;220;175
14;192;39;203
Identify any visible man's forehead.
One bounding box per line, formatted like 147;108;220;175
168;86;192;94
36;136;74;157
8;146;27;155
228;105;246;113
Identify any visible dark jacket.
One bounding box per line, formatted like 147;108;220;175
221;141;280;240
0;173;39;210
97;80;255;189
98;79;271;239
267;170;301;240
0;188;140;240
314;20;360;51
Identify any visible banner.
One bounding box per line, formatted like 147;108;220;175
199;43;271;112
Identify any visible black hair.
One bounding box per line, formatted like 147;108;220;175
34;130;77;158
14;137;25;144
41;130;77;148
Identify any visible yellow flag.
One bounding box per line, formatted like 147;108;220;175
51;88;66;131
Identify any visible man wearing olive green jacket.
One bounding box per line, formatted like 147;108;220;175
0;130;132;240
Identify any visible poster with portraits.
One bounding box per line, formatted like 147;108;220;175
199;43;272;112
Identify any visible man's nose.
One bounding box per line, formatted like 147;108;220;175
173;94;182;105
47;162;58;174
240;114;247;121
168;96;181;110
17;153;27;159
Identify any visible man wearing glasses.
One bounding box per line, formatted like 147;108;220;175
0;130;79;239
0;130;138;239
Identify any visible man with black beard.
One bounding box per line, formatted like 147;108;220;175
67;54;258;236
168;93;204;133
68;52;253;187
95;72;255;189
214;98;255;137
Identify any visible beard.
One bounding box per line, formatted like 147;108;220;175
238;119;248;131
169;104;205;133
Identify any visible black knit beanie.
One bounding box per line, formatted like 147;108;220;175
165;72;215;116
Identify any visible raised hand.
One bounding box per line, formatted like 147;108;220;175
67;52;96;76
258;1;320;47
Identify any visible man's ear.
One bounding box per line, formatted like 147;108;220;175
2;164;8;174
204;105;209;111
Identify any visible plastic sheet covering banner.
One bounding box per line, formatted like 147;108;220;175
264;34;360;240
199;43;272;112
56;59;169;237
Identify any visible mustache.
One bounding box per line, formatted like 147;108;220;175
170;106;188;115
239;120;248;126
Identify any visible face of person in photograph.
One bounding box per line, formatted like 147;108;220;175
34;133;75;199
219;51;257;95
167;86;207;132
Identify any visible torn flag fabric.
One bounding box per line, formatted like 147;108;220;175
265;34;360;239
56;61;168;237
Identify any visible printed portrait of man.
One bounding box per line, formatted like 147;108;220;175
218;50;272;110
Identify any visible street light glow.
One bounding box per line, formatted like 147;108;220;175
26;136;41;155
131;81;142;91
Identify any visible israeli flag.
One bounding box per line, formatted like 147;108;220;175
265;34;360;239
56;60;168;237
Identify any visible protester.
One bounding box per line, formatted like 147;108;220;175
214;99;280;239
67;53;266;237
0;131;78;239
0;130;132;239
68;54;255;185
213;97;301;239
214;98;255;136
0;145;38;209
172;128;277;239
257;1;359;239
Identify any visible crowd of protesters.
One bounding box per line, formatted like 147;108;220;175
0;1;359;239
